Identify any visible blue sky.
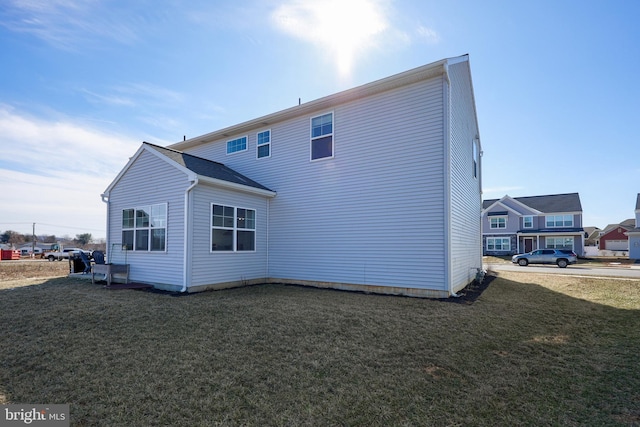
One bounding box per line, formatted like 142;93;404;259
0;0;638;239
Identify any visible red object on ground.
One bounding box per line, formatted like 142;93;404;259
1;250;21;260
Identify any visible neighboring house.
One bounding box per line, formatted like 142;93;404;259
626;194;640;259
482;193;584;256
583;226;601;246
18;245;43;256
599;219;634;251
102;55;483;298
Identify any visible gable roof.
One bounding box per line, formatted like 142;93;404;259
620;218;636;228
583;226;600;238
144;143;273;192
600;222;634;237
483;193;582;213
103;142;275;197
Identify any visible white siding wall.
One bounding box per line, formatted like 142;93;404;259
188;185;269;287
187;76;449;291
447;61;482;292
107;150;187;289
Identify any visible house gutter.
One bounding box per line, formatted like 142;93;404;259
101;193;110;262
442;62;458;297
182;177;199;292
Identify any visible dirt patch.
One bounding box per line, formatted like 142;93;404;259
0;259;69;282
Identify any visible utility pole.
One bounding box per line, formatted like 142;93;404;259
32;223;36;258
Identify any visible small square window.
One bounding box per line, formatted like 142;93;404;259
227;136;247;154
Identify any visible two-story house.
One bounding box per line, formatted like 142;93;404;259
625;194;640;259
101;55;483;298
482;193;584;256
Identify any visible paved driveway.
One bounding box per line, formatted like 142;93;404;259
486;263;640;280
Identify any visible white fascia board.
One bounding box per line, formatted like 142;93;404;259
197;176;276;198
169;58;453;151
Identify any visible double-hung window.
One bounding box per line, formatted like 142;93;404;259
473;138;479;179
227;136;247;154
257;130;271;159
545;215;573;228
523;216;533;228
211;204;256;251
489;216;507;229
310;112;333;160
122;204;167;251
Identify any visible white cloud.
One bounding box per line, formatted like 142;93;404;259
0;106;140;237
271;0;390;76
1;0;143;49
416;25;440;44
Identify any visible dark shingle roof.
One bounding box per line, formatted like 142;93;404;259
483;193;582;213
144;142;273;192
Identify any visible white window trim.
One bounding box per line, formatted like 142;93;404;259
226;135;248;155
310;111;334;162
472;138;479;179
545;236;574;250
121;203;168;252
545;214;574;228
256;129;271;159
486;237;510;251
210;203;257;253
489;216;507;229
523;215;534;229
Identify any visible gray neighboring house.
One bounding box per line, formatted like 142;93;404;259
583;226;601;247
102;55;483;298
482;193;584;256
625;193;640;259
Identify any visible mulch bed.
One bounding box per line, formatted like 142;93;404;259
445;272;495;304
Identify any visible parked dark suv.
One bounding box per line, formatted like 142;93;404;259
511;249;577;268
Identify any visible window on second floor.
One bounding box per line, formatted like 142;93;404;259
227;136;247;154
523;216;533;228
489;216;507;229
310;112;333;161
257;130;271;159
472;138;479;179
545;215;573;228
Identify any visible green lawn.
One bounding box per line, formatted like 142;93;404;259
0;272;639;426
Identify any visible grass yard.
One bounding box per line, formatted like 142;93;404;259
0;263;639;426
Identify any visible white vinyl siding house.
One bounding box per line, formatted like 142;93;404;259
104;149;187;288
103;55;482;297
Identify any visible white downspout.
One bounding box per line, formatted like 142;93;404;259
182;178;198;292
101;194;110;262
443;63;457;297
